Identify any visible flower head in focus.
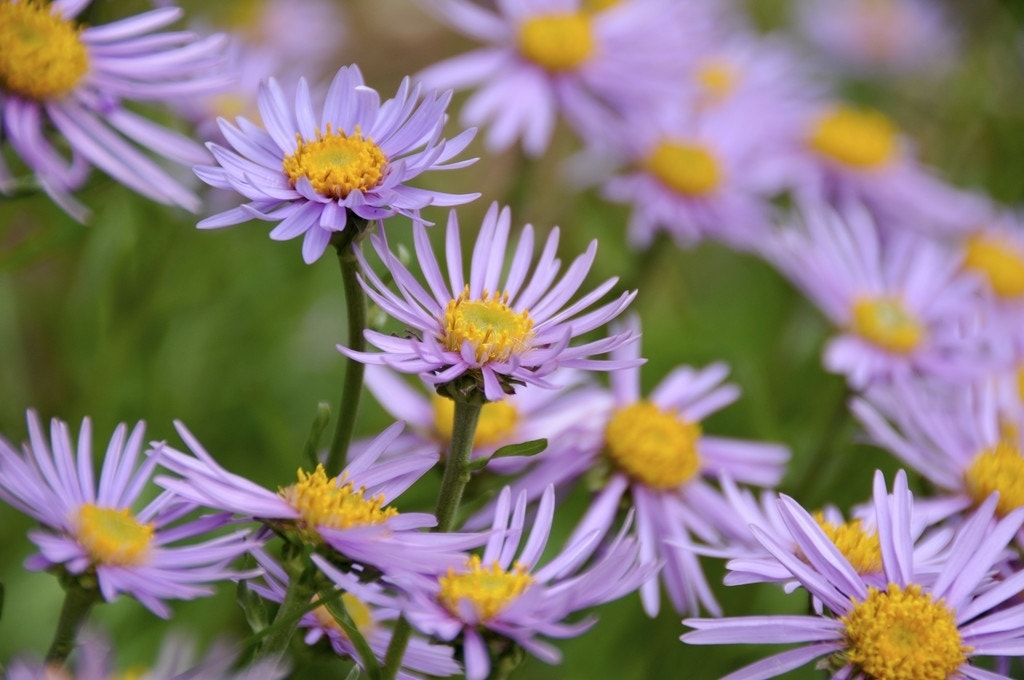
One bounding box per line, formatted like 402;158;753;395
340;202;640;401
0;411;251;618
0;0;229;220
195;64;479;263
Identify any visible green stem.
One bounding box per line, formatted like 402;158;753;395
45;578;100;664
381;396;483;680
257;560;317;659
325;238;368;477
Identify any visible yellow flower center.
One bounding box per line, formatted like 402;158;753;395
1018;366;1024;402
433;395;519;447
696;59;738;103
0;0;89;100
280;464;398;531
442;286;535;364
962;234;1024;298
281;125;387;199
438;555;534;621
582;0;621;11
842;584;968;680
74;505;155;567
517;13;594;72
964;442;1024;517
645;141;722;197
850;296;924;353
815;513;883;574
809;106;897;169
604;401;702;489
312;592;375;636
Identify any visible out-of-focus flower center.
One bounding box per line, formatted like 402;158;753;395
814;513;882;574
696;59;738;103
851;296;923;353
439;555;533;621
645;141;722;197
282;125;386;199
964;442;1024;517
75;504;154;567
809;106;896;169
517;13;594;72
1018;366;1024;401
443;286;535;363
962;234;1024;298
280;464;397;531
842;584;967;680
312;591;375;637
604;401;702;489
433;395;519;446
582;0;621;11
0;0;89;100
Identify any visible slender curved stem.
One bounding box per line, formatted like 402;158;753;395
45;578;100;664
257;560;317;660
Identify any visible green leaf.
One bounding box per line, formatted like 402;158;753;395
236;576;269;634
318;586;382;680
491;438;547;459
345;666;362;680
303;401;332;469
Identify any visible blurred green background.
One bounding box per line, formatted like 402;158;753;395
3;0;1024;677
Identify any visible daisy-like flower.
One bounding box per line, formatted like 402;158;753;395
249;549;460;680
0;411;251;618
340;202;640;401
0;1;229;220
958;213;1024;309
400;485;655;680
767;202;993;389
152;421;484;577
194;64;479;264
414;0;691;155
683;469;1024;680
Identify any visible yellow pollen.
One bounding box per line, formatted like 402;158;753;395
442;286;535;363
604;401;702;489
850;296;924;353
312;592;375;636
280;464;398;531
1018;366;1024;402
696;60;739;103
814;513;883;574
0;1;89;100
433;395;519;447
962;234;1024;298
842;584;968;680
438;555;534;621
74;504;154;567
582;0;621;11
281;125;386;199
964;442;1024;517
809;106;897;169
645;141;723;197
517;13;594;72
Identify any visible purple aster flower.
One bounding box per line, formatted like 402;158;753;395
683;469;1024;680
248;549;460;680
400;485;656;680
194;64;479;264
414;0;692;155
0;411;252;618
0;1;229;220
767;201;995;389
152;421;484;577
339;202;640;401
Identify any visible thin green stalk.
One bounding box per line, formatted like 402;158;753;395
381;396;483;680
45;578;100;664
257;561;317;659
325;235;368;477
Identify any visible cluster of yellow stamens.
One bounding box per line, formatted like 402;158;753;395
280;464;397;532
517;12;595;72
438;555;534;621
809;106;897;169
696;60;739;104
433;395;519;447
962;234;1024;298
442;286;535;363
281;125;387;199
814;513;883;574
604;401;702;489
0;0;89;100
964;441;1024;517
74;504;155;567
850;296;924;354
645;140;723;197
842;584;968;680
